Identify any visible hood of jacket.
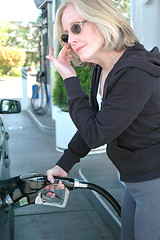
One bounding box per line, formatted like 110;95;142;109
114;42;160;78
90;42;160;110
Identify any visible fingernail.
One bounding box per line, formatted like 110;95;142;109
50;179;54;184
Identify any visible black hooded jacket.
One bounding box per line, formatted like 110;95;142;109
56;42;160;182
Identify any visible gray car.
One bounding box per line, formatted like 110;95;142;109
0;99;21;240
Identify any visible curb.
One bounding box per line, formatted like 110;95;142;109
26;108;55;133
79;168;121;240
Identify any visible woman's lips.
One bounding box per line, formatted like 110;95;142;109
75;45;86;53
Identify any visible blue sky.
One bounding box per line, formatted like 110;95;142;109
0;0;40;24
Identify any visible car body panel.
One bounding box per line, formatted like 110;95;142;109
0;100;21;240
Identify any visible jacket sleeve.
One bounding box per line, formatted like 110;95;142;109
56;66;99;173
56;130;91;173
63;68;154;149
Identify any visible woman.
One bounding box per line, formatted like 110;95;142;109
46;0;160;239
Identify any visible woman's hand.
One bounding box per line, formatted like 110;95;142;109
47;165;67;184
46;165;68;198
46;44;76;80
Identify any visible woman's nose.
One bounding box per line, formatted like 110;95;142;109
68;33;78;45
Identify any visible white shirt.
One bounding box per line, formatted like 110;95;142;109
97;81;102;110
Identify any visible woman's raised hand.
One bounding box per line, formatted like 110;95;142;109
46;44;76;80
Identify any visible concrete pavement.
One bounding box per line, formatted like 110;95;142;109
2;108;122;240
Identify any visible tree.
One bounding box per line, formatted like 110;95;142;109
112;0;130;20
0;45;26;75
4;21;39;52
0;20;40;67
0;21;11;46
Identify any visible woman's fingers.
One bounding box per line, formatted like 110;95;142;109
45;184;55;198
46;44;70;62
49;46;54;56
47;169;55;184
56;180;65;190
46;165;68;196
46;44;76;79
58;43;70;59
46;47;56;63
45;181;64;199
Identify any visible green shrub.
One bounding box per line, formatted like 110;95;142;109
53;71;68;111
53;65;92;111
53;45;92;111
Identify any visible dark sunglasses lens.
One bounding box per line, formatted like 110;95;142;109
71;23;81;34
61;34;68;43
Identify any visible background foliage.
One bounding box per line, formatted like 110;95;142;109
0;20;39;76
113;0;130;20
0;45;26;76
0;0;129;78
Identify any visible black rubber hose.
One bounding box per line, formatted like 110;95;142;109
82;181;121;217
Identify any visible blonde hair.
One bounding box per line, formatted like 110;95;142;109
56;0;139;66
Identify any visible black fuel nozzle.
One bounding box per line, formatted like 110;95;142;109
17;173;76;194
0;173;76;210
0;173;48;210
36;71;45;83
0;175;20;209
0;173;121;216
17;173;48;195
0;173;88;211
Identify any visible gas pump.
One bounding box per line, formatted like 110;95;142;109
31;0;53;115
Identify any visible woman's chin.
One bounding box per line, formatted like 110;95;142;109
79;55;91;64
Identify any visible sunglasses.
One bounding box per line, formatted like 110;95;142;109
61;20;87;43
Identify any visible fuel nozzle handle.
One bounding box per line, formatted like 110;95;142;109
17;173;75;194
0;173;49;209
13;173;75;207
17;173;49;195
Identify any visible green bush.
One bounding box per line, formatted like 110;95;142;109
53;65;92;111
53;44;92;111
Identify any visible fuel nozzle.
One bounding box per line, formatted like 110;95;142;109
0;173;76;210
0;173;49;210
13;173;50;207
0;176;20;209
17;173;48;195
0;173;121;216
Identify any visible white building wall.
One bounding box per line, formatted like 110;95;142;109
130;0;160;50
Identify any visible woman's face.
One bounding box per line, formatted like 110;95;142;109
61;4;105;64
